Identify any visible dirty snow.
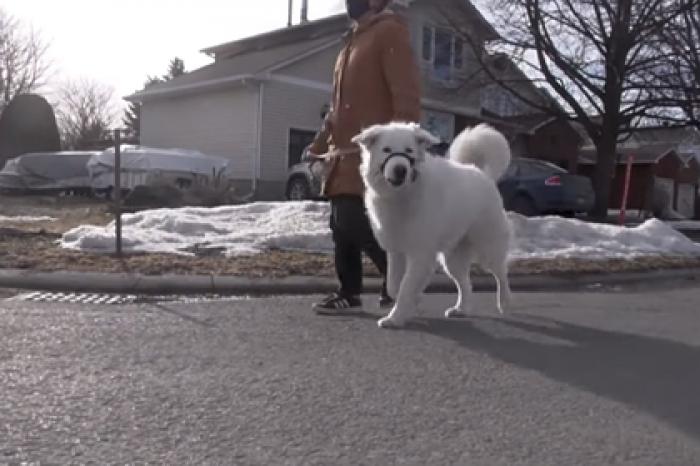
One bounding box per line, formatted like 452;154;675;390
59;201;700;259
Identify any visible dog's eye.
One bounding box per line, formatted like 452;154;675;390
382;147;392;154
405;148;414;154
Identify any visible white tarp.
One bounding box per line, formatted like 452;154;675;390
87;145;231;190
0;151;98;191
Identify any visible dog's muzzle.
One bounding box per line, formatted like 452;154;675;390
380;152;418;187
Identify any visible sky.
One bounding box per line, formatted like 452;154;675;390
2;0;346;105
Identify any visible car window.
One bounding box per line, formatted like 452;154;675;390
502;163;519;178
516;159;566;176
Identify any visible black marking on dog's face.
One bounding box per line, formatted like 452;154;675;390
380;151;416;186
354;123;440;190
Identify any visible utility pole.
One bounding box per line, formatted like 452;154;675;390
113;129;123;257
301;0;308;23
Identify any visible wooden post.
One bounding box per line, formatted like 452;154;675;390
618;154;634;225
114;129;122;257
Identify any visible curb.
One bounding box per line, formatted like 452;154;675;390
1;267;699;296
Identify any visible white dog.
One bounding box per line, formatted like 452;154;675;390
352;122;512;329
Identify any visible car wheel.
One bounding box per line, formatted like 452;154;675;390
511;195;538;216
286;177;311;201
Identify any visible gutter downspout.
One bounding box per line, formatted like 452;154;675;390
301;0;309;23
252;80;264;196
234;79;262;202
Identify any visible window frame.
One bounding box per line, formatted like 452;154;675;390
420;24;466;81
287;127;318;168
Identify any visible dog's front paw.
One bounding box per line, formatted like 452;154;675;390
377;315;405;329
444;307;468;319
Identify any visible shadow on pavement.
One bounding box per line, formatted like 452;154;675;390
408;314;700;440
148;303;216;328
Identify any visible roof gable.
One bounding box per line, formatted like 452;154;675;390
126;35;341;101
202;14;349;61
128;0;500;102
201;0;497;60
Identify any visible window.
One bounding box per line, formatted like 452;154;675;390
421;26;433;61
503;162;519;178
454;38;464;69
288;129;316;168
421;109;455;142
421;25;465;80
481;85;529;117
434;29;453;80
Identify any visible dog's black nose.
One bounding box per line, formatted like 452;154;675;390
393;165;407;181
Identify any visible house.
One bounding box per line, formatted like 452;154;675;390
577;126;700;218
500;114;585;172
125;0;560;200
678;155;700;218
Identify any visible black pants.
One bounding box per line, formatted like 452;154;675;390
329;195;387;297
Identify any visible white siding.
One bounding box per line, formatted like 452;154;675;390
140;87;259;180
259;80;332;181
275;44;341;83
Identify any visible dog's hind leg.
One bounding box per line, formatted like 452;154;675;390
473;216;512;314
484;258;511;314
440;244;475;319
378;252;435;329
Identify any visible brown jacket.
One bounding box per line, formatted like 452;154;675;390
308;10;422;197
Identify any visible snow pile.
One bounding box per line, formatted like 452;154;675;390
59;201;700;259
509;214;700;259
61;202;333;256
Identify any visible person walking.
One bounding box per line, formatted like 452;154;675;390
307;0;422;312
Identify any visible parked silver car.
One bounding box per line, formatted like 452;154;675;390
284;149;322;201
285;157;323;200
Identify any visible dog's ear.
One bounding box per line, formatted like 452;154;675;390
412;124;440;149
352;125;384;149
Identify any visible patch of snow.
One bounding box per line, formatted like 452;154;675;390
509;214;700;259
59;201;700;259
60;201;333;256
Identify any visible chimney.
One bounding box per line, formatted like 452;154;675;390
301;0;309;23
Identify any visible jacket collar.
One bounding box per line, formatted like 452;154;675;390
349;10;397;36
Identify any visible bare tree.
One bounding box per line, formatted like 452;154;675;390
656;2;700;127
56;79;118;150
0;8;51;112
444;0;697;219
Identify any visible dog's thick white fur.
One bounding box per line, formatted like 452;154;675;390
353;122;512;329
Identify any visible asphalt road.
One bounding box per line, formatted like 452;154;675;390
2;286;700;465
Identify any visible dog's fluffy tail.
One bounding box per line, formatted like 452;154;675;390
448;124;511;180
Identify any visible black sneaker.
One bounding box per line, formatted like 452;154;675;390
313;292;363;314
379;293;394;309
